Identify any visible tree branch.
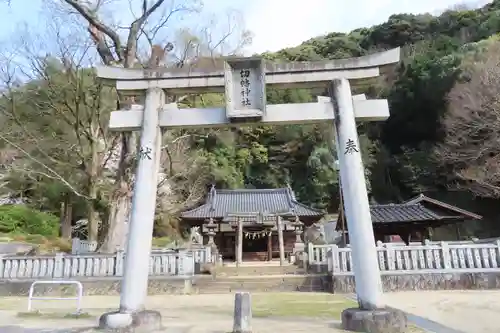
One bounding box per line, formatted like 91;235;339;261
124;0;167;67
0;133;89;198
63;0;124;62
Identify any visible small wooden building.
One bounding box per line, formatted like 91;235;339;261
181;186;324;262
336;194;482;244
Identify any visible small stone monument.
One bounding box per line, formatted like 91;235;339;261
233;292;252;333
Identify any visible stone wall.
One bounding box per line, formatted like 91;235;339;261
0;275;331;296
0;277;191;296
4;272;500;296
332;272;500;293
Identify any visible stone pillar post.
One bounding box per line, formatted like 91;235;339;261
330;78;382;309
120;87;164;312
267;231;273;261
276;216;285;266
99;87;164;330
236;218;243;267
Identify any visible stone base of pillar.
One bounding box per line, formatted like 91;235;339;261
341;307;407;333
99;309;162;332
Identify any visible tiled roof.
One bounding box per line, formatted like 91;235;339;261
369;204;440;223
181;187;324;220
403;194;482;220
336;203;444;230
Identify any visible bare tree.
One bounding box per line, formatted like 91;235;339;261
52;0;251;251
47;0;197;251
0;23;120;240
435;41;500;197
0;0;250;248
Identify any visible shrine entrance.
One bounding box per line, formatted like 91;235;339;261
242;228;271;261
97;49;401;316
181;187;321;264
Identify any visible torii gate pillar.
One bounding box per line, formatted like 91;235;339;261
331;79;382;307
99;87;165;330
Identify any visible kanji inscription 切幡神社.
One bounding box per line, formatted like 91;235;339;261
240;69;251;107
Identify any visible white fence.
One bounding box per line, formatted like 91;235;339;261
308;240;500;274
71;238;97;254
71;238;217;265
0;250;195;280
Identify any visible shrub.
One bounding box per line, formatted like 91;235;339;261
0;205;59;236
47;237;72;252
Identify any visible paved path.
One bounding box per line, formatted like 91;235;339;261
383;290;500;333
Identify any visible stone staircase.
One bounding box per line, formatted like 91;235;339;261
192;262;330;294
214;263;305;276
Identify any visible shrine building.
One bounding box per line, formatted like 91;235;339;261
336;194;482;244
181;186;324;262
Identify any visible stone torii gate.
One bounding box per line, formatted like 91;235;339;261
96;49;405;332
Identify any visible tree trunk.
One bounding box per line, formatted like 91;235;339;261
87;139;101;242
99;129;137;252
60;194;73;239
60;0;167;253
86;196;100;241
100;180;131;252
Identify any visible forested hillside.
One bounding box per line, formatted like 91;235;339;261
2;0;500;242
239;0;500;237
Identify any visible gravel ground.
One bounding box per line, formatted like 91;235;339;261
0;294;350;333
383;290;500;333
3;291;494;333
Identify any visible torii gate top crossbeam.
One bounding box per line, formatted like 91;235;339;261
96;48;400;93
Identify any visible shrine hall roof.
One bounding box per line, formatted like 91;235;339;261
336;194;482;230
181;187;324;220
369;204;440;223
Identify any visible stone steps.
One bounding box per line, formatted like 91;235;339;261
192;274;330;294
0;274;330;297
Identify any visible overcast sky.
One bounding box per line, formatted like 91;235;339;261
0;0;491;54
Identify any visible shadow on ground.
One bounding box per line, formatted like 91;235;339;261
0;326;94;333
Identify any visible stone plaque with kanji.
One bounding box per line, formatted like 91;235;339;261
224;57;266;121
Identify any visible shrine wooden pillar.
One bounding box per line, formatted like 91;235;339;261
267;231;272;261
276;216;285;266
236;218;243;267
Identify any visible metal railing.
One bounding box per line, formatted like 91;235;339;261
28;280;83;312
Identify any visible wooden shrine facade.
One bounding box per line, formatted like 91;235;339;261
336;194;482;244
181;186;324;263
